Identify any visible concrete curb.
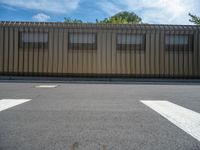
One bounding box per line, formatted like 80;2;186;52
0;76;200;85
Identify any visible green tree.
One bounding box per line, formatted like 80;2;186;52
96;11;142;24
64;17;83;23
189;13;200;25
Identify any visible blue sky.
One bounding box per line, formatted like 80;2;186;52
0;0;200;24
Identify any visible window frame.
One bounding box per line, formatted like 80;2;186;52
68;32;97;51
19;31;49;49
164;34;194;52
116;33;146;51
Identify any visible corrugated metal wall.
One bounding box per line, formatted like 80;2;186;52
0;22;200;78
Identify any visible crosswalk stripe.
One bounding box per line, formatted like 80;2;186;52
141;100;200;142
35;85;58;88
0;99;31;111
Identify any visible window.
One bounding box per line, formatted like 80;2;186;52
68;33;97;50
19;31;48;48
117;34;145;51
165;34;193;51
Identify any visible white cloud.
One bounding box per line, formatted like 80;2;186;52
33;13;50;22
98;0;200;24
98;0;122;16
0;0;79;14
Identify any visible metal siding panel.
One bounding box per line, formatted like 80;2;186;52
198;30;200;77
23;28;29;73
140;33;145;75
72;28;78;74
92;29;97;74
53;28;58;73
48;28;53;74
197;30;200;77
63;29;68;73
8;27;14;73
116;31;121;74
155;30;160;75
58;29;63;73
33;28;39;73
43;28;49;73
67;29;73;74
101;31;107;74
28;28;34;74
193;32;198;76
178;31;184;76
4;27;9;73
160;31;165;76
111;31;116;74
130;30;136;75
96;30;102;74
145;31;150;75
106;30;112;74
150;31;155;76
0;27;4;73
121;31;126;74
38;29;44;73
125;30;131;74
76;30;82;74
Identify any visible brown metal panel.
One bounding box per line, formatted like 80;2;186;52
188;31;194;76
33;28;39;73
38;29;44;73
82;36;87;74
8;27;14;73
129;30;136;75
145;30;150;75
47;28;53;74
43;28;49;73
101;30;107;74
23;28;29;73
149;30;155;76
193;31;198;76
0;27;4;73
198;29;200;76
197;29;200;76
154;30;160;75
58;29;63;73
120;30;126;75
76;29;82;74
164;34;169;76
182;31;189;76
63;29;68;73
67;28;73;74
125;30;131;74
96;30;102;74
116;30;121;74
159;30;165;76
52;28;58;73
4;27;9;73
72;28;78;73
111;31;116;74
140;31;145;76
178;30;184;76
18;29;23;73
92;29;97;74
106;30;112;74
27;28;34;74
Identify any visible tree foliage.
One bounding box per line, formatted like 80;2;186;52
64;11;142;24
64;17;83;23
96;11;142;24
189;13;200;25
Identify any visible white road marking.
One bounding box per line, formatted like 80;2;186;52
141;100;200;142
0;99;31;111
35;85;58;88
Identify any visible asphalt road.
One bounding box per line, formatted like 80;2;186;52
0;81;200;150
